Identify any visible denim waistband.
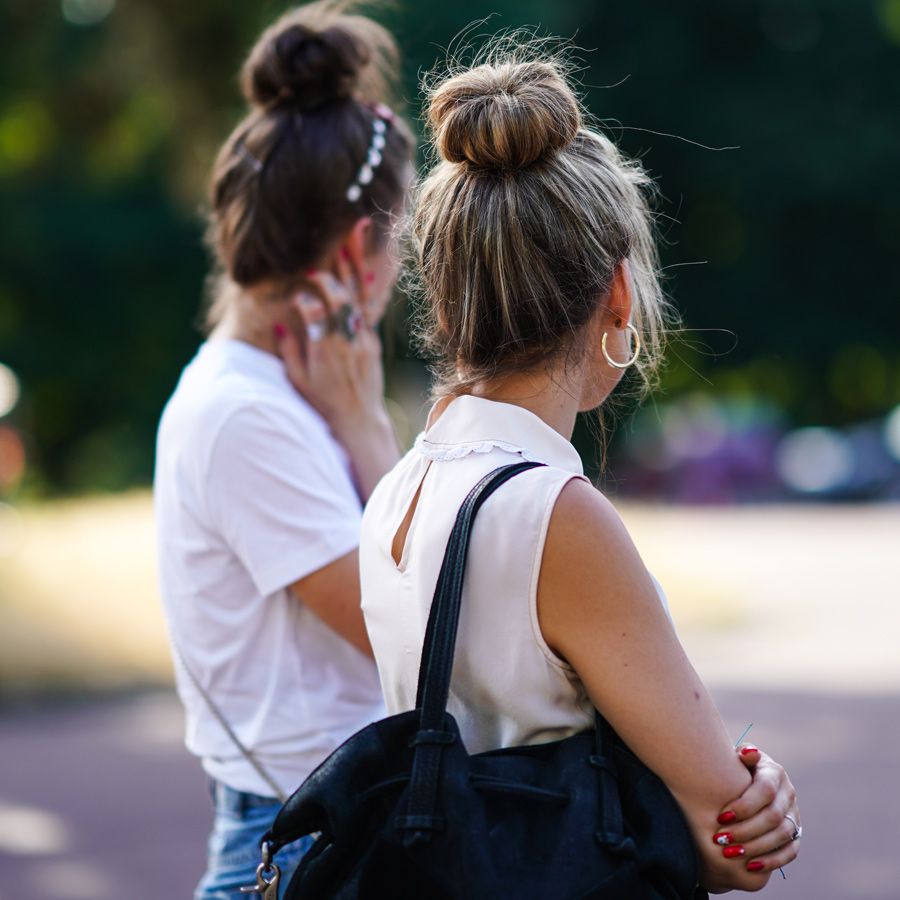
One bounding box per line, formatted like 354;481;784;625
209;777;280;813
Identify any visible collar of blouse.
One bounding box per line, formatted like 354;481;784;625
414;395;584;476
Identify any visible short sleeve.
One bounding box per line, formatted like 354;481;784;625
206;403;362;596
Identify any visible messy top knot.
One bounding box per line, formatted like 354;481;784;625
242;21;368;112
410;41;671;441
206;0;414;300
429;60;581;169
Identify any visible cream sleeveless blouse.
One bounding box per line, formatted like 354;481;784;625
360;395;596;754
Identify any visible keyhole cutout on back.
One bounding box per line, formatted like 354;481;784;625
391;464;431;567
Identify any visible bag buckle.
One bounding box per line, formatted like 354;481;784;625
239;842;281;898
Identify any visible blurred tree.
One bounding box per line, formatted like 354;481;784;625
0;0;897;491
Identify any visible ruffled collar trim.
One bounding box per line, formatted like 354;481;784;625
414;396;583;476
414;434;540;462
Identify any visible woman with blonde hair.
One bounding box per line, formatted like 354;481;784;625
154;2;414;896
359;48;801;894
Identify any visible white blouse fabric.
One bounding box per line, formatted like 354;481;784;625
360;395;597;755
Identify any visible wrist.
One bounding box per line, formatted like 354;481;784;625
331;404;394;448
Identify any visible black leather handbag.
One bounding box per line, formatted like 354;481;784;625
262;461;707;900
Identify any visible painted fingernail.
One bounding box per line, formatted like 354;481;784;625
273;322;286;339
305;269;318;277
747;861;765;872
364;271;375;285
340;246;350;261
723;845;745;858
713;832;734;846
717;810;737;825
740;745;759;756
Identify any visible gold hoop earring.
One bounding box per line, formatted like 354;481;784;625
601;323;641;369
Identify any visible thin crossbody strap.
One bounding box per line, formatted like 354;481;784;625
171;636;287;804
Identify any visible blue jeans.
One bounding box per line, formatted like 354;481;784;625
195;780;314;900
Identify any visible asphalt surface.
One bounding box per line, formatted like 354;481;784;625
2;688;898;900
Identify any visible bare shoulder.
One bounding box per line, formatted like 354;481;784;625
539;478;662;652
546;478;644;577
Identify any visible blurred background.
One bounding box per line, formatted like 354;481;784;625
1;0;898;898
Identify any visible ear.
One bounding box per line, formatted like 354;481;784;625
605;259;633;329
341;217;374;278
586;260;633;344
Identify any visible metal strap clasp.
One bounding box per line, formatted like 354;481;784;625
239;842;281;898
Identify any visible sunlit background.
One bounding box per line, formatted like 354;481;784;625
1;1;898;898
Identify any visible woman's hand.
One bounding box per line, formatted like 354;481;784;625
274;255;399;500
710;745;801;877
277;267;384;428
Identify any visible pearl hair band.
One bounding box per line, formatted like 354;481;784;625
346;103;394;203
236;103;395;195
237;143;263;174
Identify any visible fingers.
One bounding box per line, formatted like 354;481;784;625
711;745;800;872
274;320;308;389
711;745;800;877
739;808;801;859
736;744;761;770
711;834;800;883
719;751;784;823
713;801;799;855
743;827;801;875
291;289;326;348
302;271;340;330
307;267;369;342
732;771;797;840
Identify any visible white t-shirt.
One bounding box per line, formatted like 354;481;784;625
154;338;384;798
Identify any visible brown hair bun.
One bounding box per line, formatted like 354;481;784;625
242;18;369;111
206;1;414;302
428;60;581;169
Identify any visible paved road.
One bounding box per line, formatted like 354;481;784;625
2;688;898;900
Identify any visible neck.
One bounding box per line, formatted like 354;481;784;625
210;284;291;355
468;366;583;441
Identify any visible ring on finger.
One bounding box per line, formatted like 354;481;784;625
306;321;326;343
784;813;802;842
334;303;363;342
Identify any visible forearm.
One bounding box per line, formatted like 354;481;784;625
540;481;763;889
334;406;400;502
288;549;374;659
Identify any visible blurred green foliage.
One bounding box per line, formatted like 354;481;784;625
1;0;898;492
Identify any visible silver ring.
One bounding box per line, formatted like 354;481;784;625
306;321;326;343
335;304;363;342
785;813;802;841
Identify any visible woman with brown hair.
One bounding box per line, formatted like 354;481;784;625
153;2;413;896
360;48;801;893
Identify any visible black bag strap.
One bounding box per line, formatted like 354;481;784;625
397;462;626;850
414;462;543;718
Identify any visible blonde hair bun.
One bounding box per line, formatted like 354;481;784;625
428;60;581;169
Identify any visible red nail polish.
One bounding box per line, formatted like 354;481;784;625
340;246;350;261
364;271;375;285
717;810;737;825
713;832;733;846
305;269;318;277
273;322;286;339
723;845;745;858
747;861;765;872
739;745;759;756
